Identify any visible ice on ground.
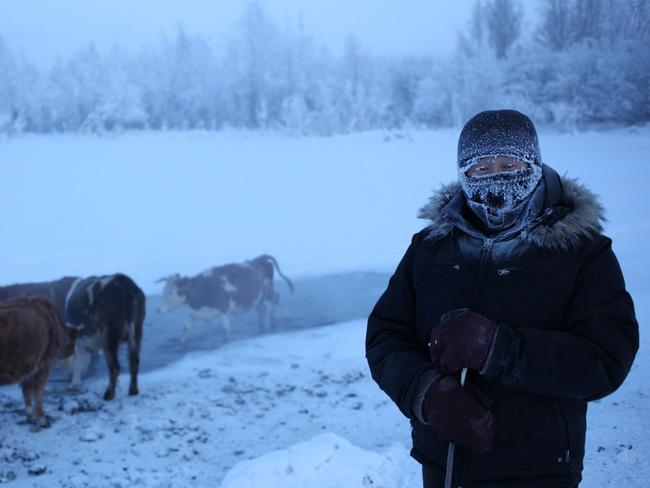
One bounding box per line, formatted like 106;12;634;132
2;128;648;297
221;432;418;488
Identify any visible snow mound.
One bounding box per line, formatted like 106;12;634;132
220;432;415;488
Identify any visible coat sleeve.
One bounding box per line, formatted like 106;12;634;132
481;236;639;401
365;232;435;419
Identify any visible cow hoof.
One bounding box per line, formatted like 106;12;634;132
128;386;139;396
103;389;115;401
37;416;52;429
27;416;52;431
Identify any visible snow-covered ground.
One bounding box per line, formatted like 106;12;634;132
0;312;647;487
0;319;419;487
1;128;648;487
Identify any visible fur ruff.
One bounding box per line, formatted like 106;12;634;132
417;177;605;251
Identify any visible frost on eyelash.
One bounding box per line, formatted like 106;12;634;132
463;153;535;172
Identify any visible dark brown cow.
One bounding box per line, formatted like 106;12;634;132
0;297;76;427
65;274;145;400
156;255;293;342
0;276;79;314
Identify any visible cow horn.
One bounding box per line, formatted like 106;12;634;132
155;274;178;284
66;322;84;330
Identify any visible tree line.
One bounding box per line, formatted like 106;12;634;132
0;0;648;135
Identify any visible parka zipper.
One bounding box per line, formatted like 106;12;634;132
454;215;561;485
470;238;494;310
456;238;494;488
496;267;562;277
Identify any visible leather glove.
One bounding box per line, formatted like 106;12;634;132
422;375;495;452
429;310;498;374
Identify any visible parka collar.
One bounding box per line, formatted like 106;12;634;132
418;165;606;251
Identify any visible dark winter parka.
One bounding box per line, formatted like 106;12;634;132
365;165;638;486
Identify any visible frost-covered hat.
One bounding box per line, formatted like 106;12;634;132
457;110;542;171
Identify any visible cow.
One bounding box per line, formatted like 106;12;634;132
156;255;294;342
0;276;79;315
0;297;76;427
64;273;145;401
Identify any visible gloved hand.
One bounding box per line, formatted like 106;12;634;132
429;310;498;374
422;375;495;452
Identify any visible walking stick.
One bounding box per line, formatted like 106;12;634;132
437;308;470;488
444;367;468;488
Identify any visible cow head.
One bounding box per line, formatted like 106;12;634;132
156;274;186;314
60;323;82;359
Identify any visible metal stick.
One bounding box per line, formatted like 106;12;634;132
444;368;468;488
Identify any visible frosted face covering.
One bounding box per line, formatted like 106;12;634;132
458;158;542;230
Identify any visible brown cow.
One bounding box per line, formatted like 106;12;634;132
0;297;76;427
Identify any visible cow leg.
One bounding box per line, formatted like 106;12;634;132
31;366;52;428
269;293;279;329
221;314;231;340
265;279;278;331
20;367;53;428
127;323;141;396
256;301;270;333
20;378;33;421
69;337;95;391
181;316;195;344
69;348;89;390
102;330;121;401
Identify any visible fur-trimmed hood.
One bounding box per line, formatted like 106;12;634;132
418;167;606;251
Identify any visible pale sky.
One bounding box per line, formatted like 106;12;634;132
0;1;475;66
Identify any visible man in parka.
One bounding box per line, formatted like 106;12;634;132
365;110;639;488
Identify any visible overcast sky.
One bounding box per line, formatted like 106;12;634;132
0;1;476;66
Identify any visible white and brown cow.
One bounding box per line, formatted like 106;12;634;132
64;273;145;400
0;297;77;427
156;255;293;342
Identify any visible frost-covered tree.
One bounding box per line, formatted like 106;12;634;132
159;29;218;129
571;0;604;43
1;0;649;134
0;38;18;132
338;35;368;131
0;37;40;133
86;49;147;132
537;0;573;50
384;58;429;128
484;0;524;58
227;1;282;128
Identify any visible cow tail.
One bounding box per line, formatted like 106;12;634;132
265;256;294;293
131;288;146;346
